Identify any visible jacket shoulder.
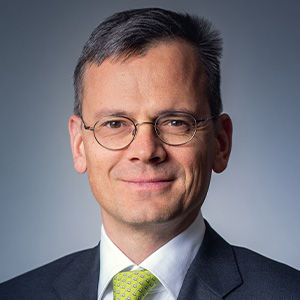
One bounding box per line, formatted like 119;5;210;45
0;245;99;300
231;245;300;298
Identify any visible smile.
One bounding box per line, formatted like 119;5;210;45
121;178;174;190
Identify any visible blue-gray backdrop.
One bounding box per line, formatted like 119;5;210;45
1;0;299;282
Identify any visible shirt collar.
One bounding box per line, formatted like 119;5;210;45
98;212;205;299
98;226;134;299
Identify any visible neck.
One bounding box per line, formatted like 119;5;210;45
101;209;200;264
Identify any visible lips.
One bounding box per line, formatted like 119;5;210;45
120;177;175;190
123;178;173;183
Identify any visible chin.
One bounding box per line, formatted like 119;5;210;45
117;203;184;226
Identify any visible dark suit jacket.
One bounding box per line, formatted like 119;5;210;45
1;223;299;299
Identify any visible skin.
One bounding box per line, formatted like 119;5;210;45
69;40;232;263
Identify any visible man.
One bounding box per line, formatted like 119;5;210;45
0;7;299;300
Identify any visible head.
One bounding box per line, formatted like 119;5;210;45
69;8;232;233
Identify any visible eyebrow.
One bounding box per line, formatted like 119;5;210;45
93;109;129;119
92;108;199;120
155;108;198;117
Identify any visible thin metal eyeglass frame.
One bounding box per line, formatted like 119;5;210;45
80;112;218;150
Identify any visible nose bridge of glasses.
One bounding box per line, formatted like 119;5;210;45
132;121;156;137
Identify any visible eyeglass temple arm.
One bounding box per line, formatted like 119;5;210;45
80;117;94;131
196;115;219;126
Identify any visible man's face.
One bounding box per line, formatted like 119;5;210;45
69;40;231;230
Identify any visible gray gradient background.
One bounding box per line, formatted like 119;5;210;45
0;0;299;282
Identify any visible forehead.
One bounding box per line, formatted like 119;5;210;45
81;40;208;118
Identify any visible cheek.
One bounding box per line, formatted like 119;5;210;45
172;140;214;195
83;141;121;191
175;145;209;174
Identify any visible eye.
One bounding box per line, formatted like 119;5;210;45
103;120;124;129
161;118;190;128
168;119;186;127
158;114;194;135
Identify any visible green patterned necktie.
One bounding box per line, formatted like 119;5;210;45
112;269;159;300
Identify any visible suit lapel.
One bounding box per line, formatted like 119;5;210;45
52;244;100;300
178;222;242;299
51;223;242;299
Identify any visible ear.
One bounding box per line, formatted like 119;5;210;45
68;115;87;174
213;113;233;173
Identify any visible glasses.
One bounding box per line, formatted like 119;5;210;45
81;112;217;150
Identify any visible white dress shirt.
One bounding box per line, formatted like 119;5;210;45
97;212;206;300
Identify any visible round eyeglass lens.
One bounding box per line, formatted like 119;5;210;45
93;116;135;149
156;112;197;145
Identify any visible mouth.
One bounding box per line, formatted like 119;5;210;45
120;178;174;190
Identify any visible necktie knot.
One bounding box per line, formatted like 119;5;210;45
113;269;158;300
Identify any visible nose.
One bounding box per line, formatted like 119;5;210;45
127;122;167;164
